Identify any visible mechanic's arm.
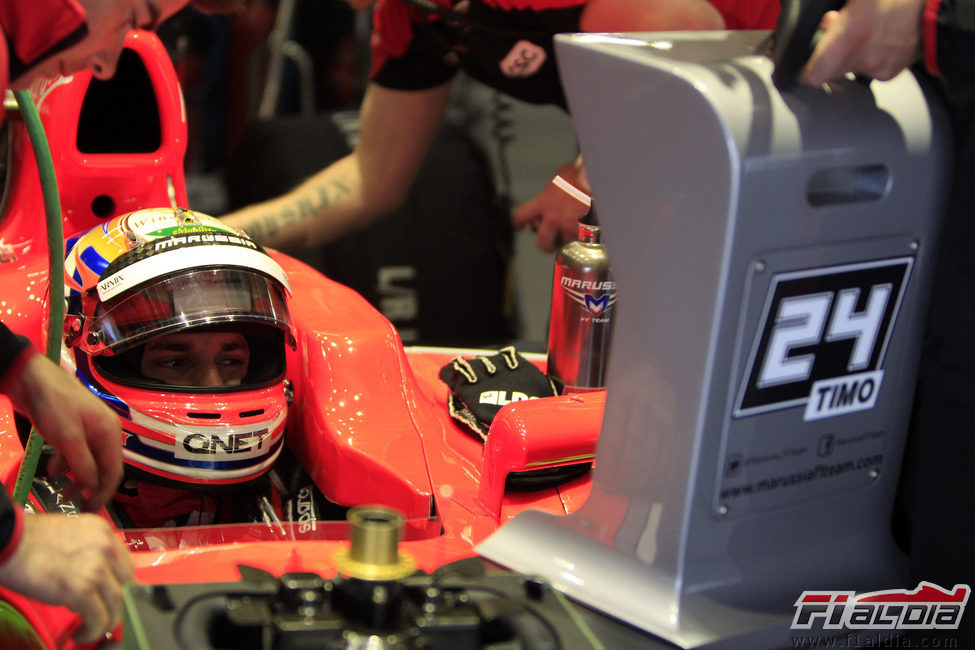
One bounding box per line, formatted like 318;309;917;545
579;0;724;32
512;156;591;252
801;0;926;85
0;510;135;644
1;345;122;512
513;0;726;252
220;82;453;252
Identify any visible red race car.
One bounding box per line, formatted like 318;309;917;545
0;32;603;648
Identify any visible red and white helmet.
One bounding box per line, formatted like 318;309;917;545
62;207;296;488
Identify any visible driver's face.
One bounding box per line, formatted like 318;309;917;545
141;332;250;386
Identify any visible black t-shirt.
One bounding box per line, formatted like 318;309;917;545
370;0;586;108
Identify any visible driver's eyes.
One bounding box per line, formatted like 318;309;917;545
150;356;186;369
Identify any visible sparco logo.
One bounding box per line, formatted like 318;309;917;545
735;258;912;420
792;582;969;631
294;485;317;533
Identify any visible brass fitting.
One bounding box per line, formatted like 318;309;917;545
333;505;416;581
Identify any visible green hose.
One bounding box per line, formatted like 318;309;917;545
10;90;66;506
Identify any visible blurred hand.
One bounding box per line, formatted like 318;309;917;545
802;0;926;85
0;513;134;643
5;353;122;511
513;161;591;253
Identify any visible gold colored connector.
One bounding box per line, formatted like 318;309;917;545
333;505;416;581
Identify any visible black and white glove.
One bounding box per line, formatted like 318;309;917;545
438;346;559;440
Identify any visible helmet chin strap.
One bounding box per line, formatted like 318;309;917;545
11;90;67;506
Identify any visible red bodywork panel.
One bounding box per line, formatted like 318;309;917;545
0;32;604;648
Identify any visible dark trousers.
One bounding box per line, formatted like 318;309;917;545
900;80;975;646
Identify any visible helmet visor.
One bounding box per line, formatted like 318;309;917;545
88;268;293;355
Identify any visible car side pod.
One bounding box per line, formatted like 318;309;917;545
477;391;602;521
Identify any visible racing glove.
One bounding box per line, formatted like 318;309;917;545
438;346;559;440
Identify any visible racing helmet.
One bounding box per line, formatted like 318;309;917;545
62;207;296;488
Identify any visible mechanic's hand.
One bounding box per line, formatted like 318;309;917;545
513;161;591;253
801;0;926;85
0;513;134;643
4;353;122;511
439;346;559;440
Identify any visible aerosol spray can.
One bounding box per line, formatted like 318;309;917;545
546;210;616;392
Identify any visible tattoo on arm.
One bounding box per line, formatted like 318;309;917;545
300;180;351;222
240;179;353;246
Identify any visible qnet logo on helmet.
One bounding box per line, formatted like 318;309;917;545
792;582;969;631
735;257;913;421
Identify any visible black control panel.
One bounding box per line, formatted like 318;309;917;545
121;559;630;650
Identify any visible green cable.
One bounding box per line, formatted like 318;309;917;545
551;586;608;650
11;90;66;506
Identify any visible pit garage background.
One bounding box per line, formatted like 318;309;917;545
161;1;572;348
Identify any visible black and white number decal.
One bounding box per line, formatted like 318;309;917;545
735;257;913;420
